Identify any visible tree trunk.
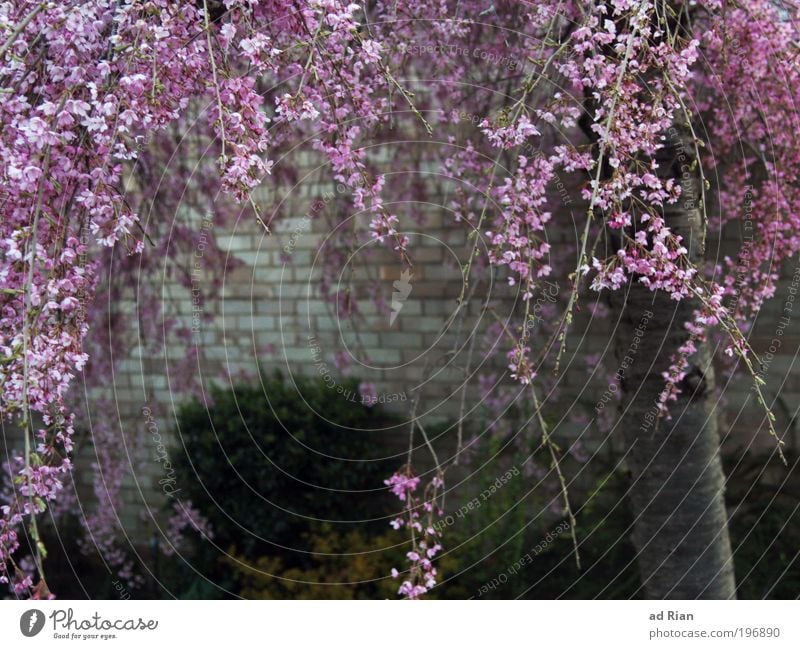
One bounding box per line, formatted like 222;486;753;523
610;125;737;599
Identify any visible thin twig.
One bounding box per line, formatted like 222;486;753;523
203;0;226;162
530;386;581;569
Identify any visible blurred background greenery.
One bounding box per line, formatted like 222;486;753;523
40;373;799;599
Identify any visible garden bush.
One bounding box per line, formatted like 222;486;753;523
165;372;399;597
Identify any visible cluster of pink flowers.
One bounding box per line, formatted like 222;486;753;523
275;93;320;122
385;472;421;502
161;500;214;557
699;2;800;332
506;345;537;386
481;115;541;149
657;286;726;413
486;154;555;295
239;33;282;72
588;216;696;300
357;381;378;407
385;470;443;599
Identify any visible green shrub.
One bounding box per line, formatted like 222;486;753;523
167;372;399;597
726;451;800;599
227;524;404;599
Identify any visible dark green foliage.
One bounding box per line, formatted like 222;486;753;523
166;372;399;597
726;451;800;599
511;471;642;599
433;455;642;599
433;450;800;599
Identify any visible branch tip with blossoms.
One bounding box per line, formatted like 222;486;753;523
385;469;444;599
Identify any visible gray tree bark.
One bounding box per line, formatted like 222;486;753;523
609;125;737;599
